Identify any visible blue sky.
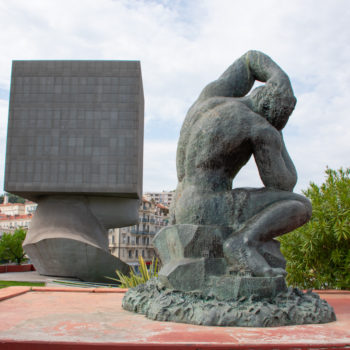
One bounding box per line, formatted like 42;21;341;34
0;0;349;194
0;88;8;100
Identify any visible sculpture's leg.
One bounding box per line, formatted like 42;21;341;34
244;199;312;243
224;190;312;277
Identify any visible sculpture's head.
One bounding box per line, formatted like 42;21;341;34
250;79;297;130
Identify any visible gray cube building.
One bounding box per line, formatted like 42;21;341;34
5;60;143;200
4;60;144;282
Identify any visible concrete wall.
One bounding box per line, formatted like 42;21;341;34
5;60;144;200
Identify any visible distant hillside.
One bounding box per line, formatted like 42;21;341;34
0;193;25;204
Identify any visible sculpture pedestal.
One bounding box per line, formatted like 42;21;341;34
122;224;336;327
122;278;335;327
206;275;287;300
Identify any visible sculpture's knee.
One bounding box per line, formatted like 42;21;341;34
303;197;312;222
295;195;312;226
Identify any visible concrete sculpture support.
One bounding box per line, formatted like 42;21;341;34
23;196;138;282
5;60;144;282
123;51;335;326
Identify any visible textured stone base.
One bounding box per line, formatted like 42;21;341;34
206;275;287;300
122;278;336;327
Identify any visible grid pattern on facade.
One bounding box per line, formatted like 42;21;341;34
5;60;144;197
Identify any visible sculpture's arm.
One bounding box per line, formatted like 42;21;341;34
197;50;290;101
253;127;297;191
244;50;290;84
279;131;297;184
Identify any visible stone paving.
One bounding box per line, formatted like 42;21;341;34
0;287;349;349
0;271;79;285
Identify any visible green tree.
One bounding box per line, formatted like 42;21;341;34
279;167;350;290
0;193;25;204
0;228;27;265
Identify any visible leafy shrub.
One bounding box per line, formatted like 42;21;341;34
109;255;159;288
279;168;350;289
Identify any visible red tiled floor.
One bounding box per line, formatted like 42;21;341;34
0;287;349;349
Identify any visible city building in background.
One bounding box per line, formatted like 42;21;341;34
109;197;169;267
0;214;33;233
143;190;175;207
0;195;37;233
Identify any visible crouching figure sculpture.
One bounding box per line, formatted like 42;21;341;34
123;51;335;326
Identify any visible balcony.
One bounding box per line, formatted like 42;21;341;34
138;230;151;235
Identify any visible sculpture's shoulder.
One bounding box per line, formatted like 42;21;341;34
191;96;244;116
182;97;255;135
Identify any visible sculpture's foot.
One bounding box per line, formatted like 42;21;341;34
223;232;286;277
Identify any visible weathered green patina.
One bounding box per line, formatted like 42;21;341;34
123;51;335;326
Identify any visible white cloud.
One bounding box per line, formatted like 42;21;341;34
0;0;349;194
143;140;177;192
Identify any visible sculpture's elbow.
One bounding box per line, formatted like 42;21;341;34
285;176;297;192
265;176;296;192
269;184;294;192
279;177;297;192
283;183;295;192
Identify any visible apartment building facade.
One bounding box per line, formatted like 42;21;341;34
0;197;37;233
109;198;169;266
143;190;175;207
0;214;33;233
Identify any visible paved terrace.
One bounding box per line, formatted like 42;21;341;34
0;270;82;287
0;286;349;349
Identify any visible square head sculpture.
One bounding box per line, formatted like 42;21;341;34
4;60;144;201
3;60;144;283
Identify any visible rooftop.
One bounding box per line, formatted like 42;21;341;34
0;214;32;221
